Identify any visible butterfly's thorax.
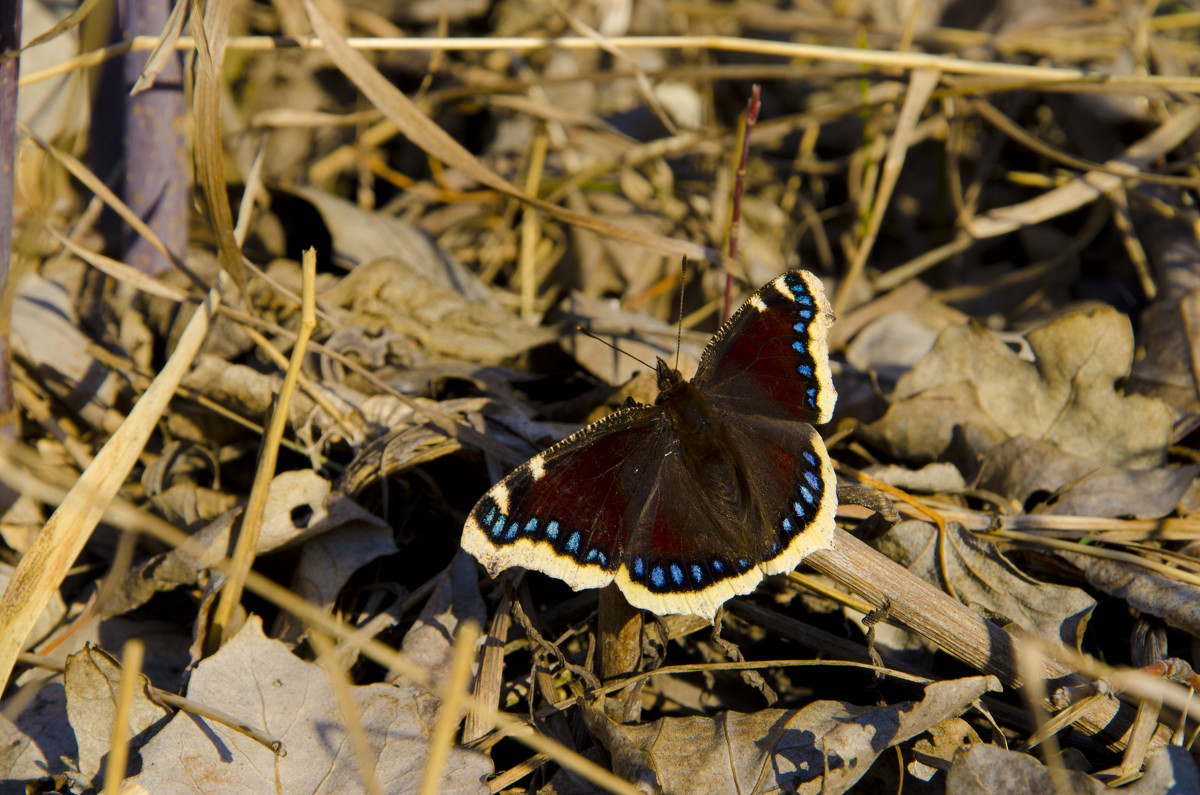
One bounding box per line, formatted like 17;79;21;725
655;361;753;527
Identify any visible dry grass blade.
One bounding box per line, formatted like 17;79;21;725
806;528;1170;751
311;631;381;795
208;249;317;652
0;284;221;691
302;2;723;267
130;0;191;95
100;639;143;795
20;123;191;279
833;67;939;317
189;0;245;288
419;620;481;795
874;103;1200;292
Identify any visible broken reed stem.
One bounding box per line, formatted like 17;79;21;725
806;528;1172;752
208;248;317;653
598;584;642;683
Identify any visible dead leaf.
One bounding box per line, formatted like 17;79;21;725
124;617;491;794
284;187;495;304
977;436;1199;517
874;521;1095;648
319;257;553;363
864;308;1174;472
946;743;1199;795
0;680;76;787
1053;548;1200;639
583;675;999;795
63;644;171;781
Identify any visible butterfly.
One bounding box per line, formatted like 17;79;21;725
461;271;837;619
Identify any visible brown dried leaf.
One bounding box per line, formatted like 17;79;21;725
320;258;553;363
1053;548;1200;638
63;645;171;781
864;308;1174;471
285;187;494;303
946;743;1198;795
874;521;1095;648
583;676;999;795
977;436;1198;518
125;617;492;794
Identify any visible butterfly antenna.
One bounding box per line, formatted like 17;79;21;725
576;326;657;371
675;257;687;372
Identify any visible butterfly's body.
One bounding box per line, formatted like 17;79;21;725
463;271;838;619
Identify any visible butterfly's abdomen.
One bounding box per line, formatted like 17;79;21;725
662;381;754;529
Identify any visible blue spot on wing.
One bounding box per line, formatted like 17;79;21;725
484;507;496;524
546;521;559;539
797;364;813;377
651;566;665;587
713;560;724;572
798;309;813;319
796;295;813;306
794;501;806;518
567;532;580;553
597;551;607;566
782;518;793;534
692;564;703;582
670;564;683;585
801;486;815;504
634;557;644;575
586;549;596;562
524;518;538;533
491;516;505;537
805;470;821;491
794;322;807;334
504;523;518;540
803;452;817;466
792;341;805;354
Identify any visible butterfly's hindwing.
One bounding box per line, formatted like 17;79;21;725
613;412;836;617
694;270;835;425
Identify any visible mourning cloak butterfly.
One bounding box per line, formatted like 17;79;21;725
462;271;837;619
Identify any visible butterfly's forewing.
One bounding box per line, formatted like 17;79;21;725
694;270;836;425
461;406;673;593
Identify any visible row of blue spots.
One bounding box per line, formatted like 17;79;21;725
481;502;620;568
634;555;760;590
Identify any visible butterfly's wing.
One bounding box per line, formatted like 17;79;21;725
461;400;835;619
614;412;837;619
461;405;675;594
463;270;839;620
693;270;836;424
650;269;838;605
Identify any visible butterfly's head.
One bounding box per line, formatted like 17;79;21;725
654;358;684;395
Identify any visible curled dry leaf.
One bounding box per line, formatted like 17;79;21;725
977;436;1199;518
63;644;171;782
579;675;1000;795
125;617;491;794
283;187;494;304
946;743;1199;795
873;521;1095;648
863;308;1175;486
320;257;554;364
1053;548;1200;639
